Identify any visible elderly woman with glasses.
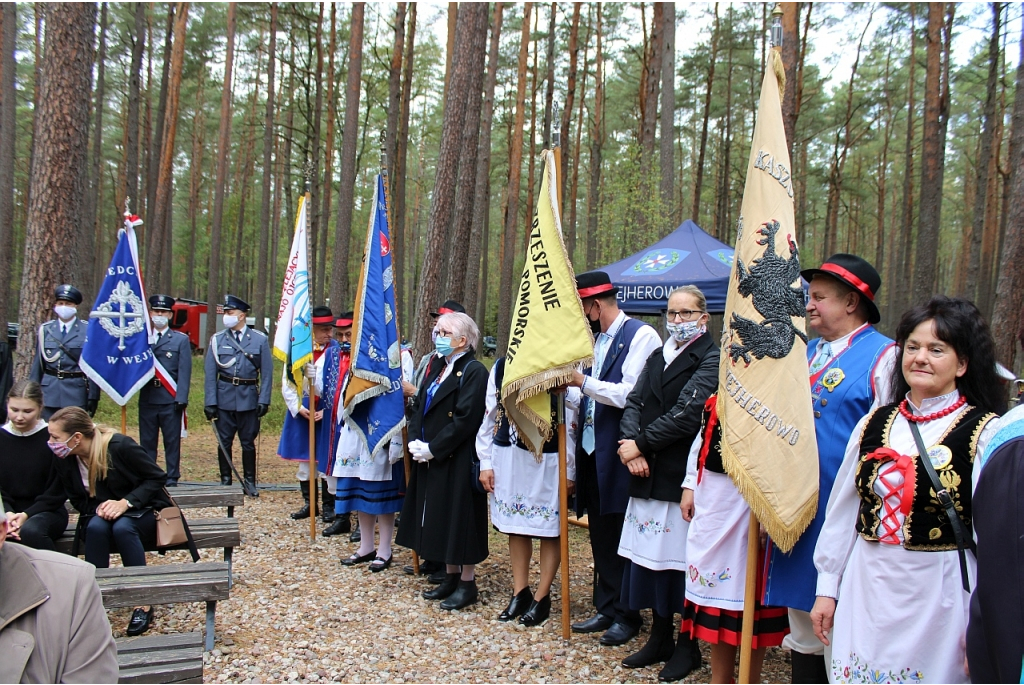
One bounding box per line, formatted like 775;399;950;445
396;312;490;611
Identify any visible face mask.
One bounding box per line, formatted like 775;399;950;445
223;314;240;328
586;303;602;335
151;315;169;329
54;305;76;321
48;434;77;459
435;336;455;356
667;321;705;344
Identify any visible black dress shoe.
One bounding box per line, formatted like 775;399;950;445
571;613;615;634
322;517;351;537
440;580;478;610
423;573;460;600
498;588;534;622
600;621;641;646
519;594;551;627
126;607;154;636
369;555;392;572
341;550;376;566
403;560;442;576
658;634;702;682
290;504;311;520
321;511;336;523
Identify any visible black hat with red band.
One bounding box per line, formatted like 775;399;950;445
335;311;354;328
312;306;334;325
576;271;619;300
430;300;466;318
801;253;881;324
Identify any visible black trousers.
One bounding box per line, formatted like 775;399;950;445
215;409;259;479
13;509;69;552
84;510;157;568
579;452;641;628
139;401;183;483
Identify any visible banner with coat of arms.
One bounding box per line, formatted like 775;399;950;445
80;215;155;405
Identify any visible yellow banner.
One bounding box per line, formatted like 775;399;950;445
500;149;594;455
718;50;817;553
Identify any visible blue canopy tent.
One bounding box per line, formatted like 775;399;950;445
596;220;734;314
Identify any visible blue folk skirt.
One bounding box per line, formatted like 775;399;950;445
334;461;406;515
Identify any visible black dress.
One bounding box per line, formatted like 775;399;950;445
0;421;69;551
396;352;490;565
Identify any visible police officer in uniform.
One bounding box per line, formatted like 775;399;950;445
203;295;272;494
139;295;191;486
29;285;100;419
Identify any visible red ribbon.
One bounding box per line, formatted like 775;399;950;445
697;396;720;484
864;447;917;544
819;263;875;301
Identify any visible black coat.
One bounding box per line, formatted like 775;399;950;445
395;352;489;565
619;332;719;503
54;434;170;516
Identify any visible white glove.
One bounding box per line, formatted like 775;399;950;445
408;439;433;462
304;363;317;380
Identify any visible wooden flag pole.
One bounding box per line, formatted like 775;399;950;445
556;392;570;640
121;405;127;434
302;172;317;542
737;511;760;683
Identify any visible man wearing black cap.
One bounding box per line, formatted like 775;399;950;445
761;254;895;683
411;299;466;390
203;294;273;493
139;295;192;486
30;285;100;419
567;271;662;646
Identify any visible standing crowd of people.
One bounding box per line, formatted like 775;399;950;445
3;247;1023;683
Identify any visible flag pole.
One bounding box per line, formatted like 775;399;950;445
304;164;318;543
738;8;785;682
380;130;420;574
120;196;132;435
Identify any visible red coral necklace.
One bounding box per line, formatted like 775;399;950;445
898;395;966;423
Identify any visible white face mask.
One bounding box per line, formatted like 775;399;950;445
151;315;169;329
54;305;77;321
223;314;240;329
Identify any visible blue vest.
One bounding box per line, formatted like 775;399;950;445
577;317;646;516
762;325;893;612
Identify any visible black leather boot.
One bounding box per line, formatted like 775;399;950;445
321;483;336;523
241;449;259;497
791;652;828;684
498;588;533;621
518;594;551;627
217;448;232;485
440;579;478;610
658;633;702;682
623;612;675;668
423;573;459;600
291;481;310;519
322;512;352;537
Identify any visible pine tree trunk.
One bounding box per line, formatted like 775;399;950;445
317;4;337;306
329;2;364;312
638;2;663;238
125;3;145;212
566;10;590;265
14;2;95;378
203;2;236;349
560;3;581;220
385;3;406;186
692;4;718;226
541;3;556;149
395;3;416;321
780;2;800;158
185;62;205;300
147;3;173;264
463;2;503;321
309;4;324;303
584;4;604;270
253;2;277;333
0;3;17;320
659;2;675;223
444;3;489;302
495;3;533;356
523;15;540;252
77;2;107;302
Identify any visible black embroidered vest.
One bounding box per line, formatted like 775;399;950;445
855;402;997;551
698;396;725;475
492;358;559;453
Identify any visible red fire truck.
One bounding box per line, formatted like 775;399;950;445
169;298;222;353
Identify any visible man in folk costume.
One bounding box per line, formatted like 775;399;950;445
761;254;894;683
567;270;662;646
203;294;273;493
319;312;358;540
138;295;191;486
30;285;100;419
280;306;336;524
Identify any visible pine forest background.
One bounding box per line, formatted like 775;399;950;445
3;2;1024;378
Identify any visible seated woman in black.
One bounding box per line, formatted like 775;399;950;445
1;380;68;550
49;406;170;636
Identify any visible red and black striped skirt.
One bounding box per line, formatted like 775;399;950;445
680;599;789;648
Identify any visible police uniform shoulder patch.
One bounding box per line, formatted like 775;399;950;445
822;367;845;392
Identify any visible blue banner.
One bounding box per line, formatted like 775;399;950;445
80;223;155;405
342;173;406;455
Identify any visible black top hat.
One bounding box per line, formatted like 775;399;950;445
312;306;334;325
223;294;250;312
335;311;354;328
430;300;466;318
149;294;176;311
801;253;881;324
576;271;619;299
54;284;83;305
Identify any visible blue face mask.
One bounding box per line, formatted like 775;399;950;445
435;336;455;356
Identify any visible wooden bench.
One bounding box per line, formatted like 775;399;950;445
117;632;203;683
97;562;230;651
168;484;244;518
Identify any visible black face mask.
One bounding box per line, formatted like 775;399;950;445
588;304;602;335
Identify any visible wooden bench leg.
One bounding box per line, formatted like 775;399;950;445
227;506;234;518
205;601;216;651
224;547;233;589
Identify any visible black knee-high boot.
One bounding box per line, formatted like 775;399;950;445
291;481;310;519
622;612;676;667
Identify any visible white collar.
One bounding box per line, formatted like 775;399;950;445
820;322;869;356
2;419;48;437
600;311;627;340
905;389;962;413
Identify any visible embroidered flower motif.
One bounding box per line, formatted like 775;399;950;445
687;564;731;588
833;654;924;683
625;512;671;535
494;494;556;521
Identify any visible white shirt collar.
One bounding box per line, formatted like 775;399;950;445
821;322;870;357
601;311;627;341
2;419;48;437
905;388;962;414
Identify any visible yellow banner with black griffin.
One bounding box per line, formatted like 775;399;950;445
718;49;817;553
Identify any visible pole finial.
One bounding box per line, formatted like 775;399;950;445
770;3;783;50
124;195;131;218
303;160;314;194
379;130;387;174
552;101;561;150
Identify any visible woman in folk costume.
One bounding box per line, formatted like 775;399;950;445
679;394;789;684
319;314;357;539
616;285;719;682
810;296;1004;683
396;312;490;610
279;306;337;523
327;320;413;572
476;359;580;626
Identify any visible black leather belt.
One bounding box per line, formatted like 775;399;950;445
218;374;257;386
44;369;85;379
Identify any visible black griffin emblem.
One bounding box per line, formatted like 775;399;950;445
728;219;807;365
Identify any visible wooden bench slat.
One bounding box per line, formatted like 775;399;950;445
168;485;245;509
117;632;204;652
117;633;204;684
96;562;230;607
55;518;240;555
117;646;201;668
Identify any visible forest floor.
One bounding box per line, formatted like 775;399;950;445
101;422;791;684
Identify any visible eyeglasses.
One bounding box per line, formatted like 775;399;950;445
666;309;705;321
